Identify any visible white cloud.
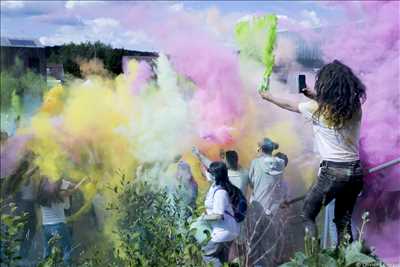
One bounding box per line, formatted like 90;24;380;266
278;11;322;30
1;1;25;9
169;2;184;12
39;17;155;50
300;10;321;28
65;0;104;10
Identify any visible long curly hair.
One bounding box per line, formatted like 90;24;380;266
313;60;366;129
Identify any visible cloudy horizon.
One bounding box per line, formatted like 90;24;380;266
1;1;356;51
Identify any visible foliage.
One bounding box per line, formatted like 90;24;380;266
0;200;27;266
37;235;64;267
0;71;17;111
107;176;206;267
0;175;207;267
46;41;130;77
279;212;387;267
0;57;46;112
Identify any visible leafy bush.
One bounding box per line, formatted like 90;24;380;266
46;41;130;77
1;57;46;113
107;176;206;267
0;200;27;266
279;212;387;267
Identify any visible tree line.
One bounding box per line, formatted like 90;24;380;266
45;41;157;77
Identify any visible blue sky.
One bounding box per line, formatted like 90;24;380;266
1;1;349;51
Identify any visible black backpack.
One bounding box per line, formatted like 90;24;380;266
214;186;247;223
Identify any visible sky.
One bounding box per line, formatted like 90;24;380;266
1;0;349;51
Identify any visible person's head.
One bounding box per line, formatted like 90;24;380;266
314;60;366;129
258;138;279;155
208;161;241;206
224;150;239;170
275;152;288;167
173;154;182;163
37;177;63;207
208;161;229;186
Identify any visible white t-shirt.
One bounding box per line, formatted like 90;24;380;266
204;184;240;243
298;101;361;162
41;201;69;225
40;180;71;225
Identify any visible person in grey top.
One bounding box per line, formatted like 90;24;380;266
249;138;287;215
246;138;288;267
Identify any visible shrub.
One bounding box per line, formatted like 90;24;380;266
0;200;27;266
107;176;206;267
279;212;387;267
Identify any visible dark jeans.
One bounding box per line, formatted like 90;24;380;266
43;223;72;265
18;200;37;258
202;240;232;267
302;160;363;244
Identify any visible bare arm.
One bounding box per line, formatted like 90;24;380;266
202;214;224;221
59;178;86;198
192;147;212;168
259;91;300;113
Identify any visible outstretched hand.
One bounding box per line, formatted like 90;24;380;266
192;146;200;156
259;90;272;101
280;200;290;209
301;87;316;99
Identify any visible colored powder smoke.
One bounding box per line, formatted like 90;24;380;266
3;2;398;263
0;134;32;178
235;14;278;91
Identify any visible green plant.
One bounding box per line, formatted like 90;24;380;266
106;176;206;267
279;212;387;267
0;200;27;266
1;56;47;113
37;235;64;267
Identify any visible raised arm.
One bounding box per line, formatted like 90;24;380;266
192;146;212;168
259;91;300;113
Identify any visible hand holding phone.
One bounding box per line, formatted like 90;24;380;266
298;74;307;93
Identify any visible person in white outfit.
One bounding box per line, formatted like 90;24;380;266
201;162;240;267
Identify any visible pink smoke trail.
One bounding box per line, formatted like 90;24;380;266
119;4;245;145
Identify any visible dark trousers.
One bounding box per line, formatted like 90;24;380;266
202;240;232;267
17;200;36;258
43;223;72;265
302;160;363;244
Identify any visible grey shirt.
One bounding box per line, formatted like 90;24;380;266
249;154;287;213
227;169;249;194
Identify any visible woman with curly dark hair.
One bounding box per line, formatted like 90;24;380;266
259;60;366;245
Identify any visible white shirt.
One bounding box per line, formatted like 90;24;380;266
298;101;361;162
204;184;240;242
40;180;71;225
41;201;69;225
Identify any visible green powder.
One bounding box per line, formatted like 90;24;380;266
235;14;278;91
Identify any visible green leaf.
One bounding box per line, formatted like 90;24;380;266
319;253;338;267
345;242;376;266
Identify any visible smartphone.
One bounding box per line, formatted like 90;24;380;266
298;74;307;93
